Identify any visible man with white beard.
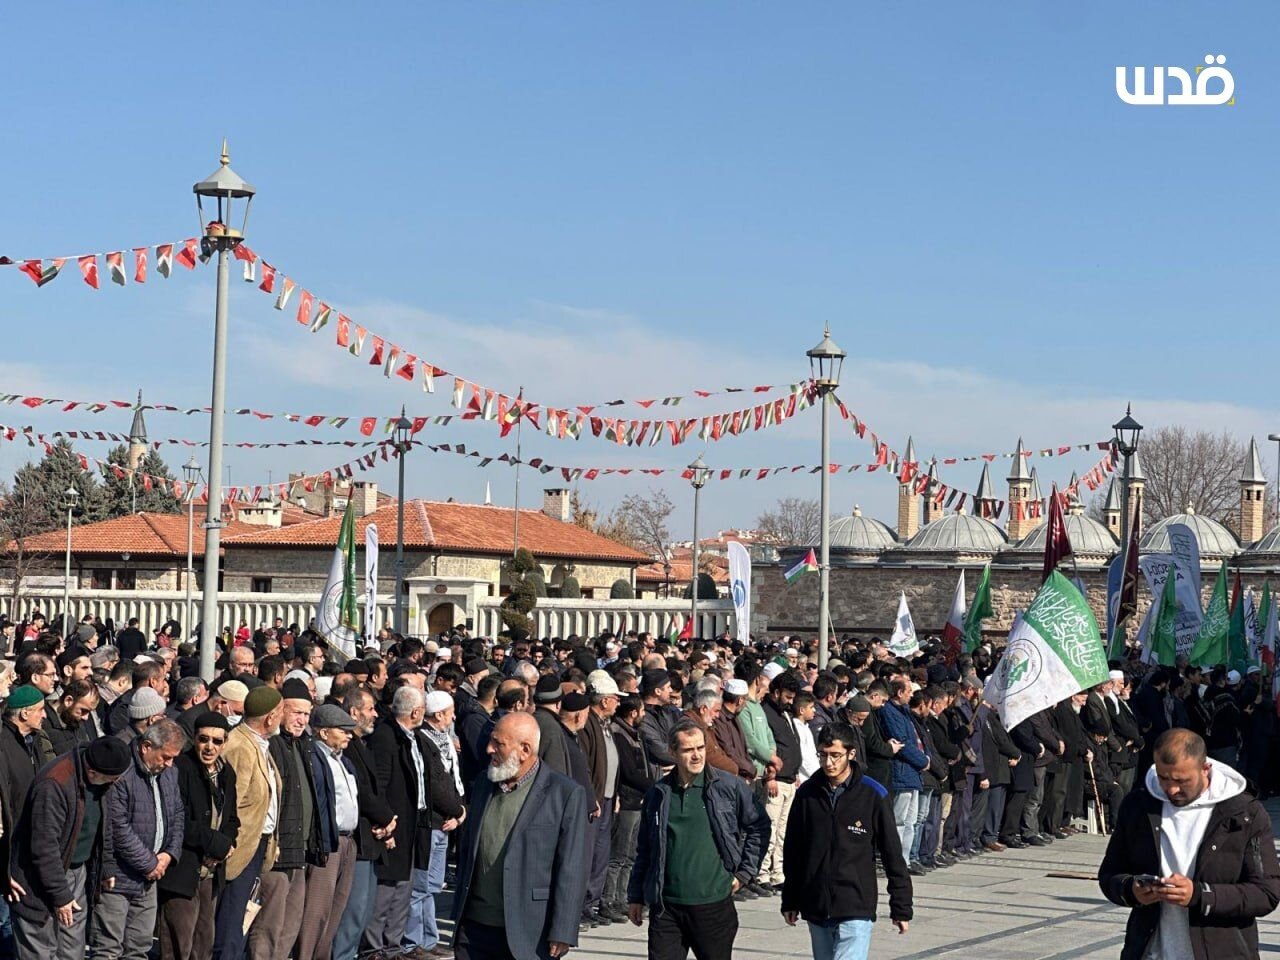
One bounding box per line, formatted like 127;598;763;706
452;712;588;960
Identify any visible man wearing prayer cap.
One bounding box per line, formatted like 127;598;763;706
10;735;131;959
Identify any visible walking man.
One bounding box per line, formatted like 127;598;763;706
1099;728;1280;959
627;718;772;960
782;722;912;960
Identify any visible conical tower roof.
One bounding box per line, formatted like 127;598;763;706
1129;449;1146;482
1241;437;1266;484
129;389;147;444
975;462;995;502
1007;437;1031;482
901;437;917;480
1028;467;1042;502
1102;476;1121;512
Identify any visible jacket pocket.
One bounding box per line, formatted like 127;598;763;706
532;885;550;900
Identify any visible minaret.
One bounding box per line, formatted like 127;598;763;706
1006;438;1035;540
1239;436;1267;544
1102;477;1122;539
1066;471;1085;516
1027;467;1044;532
1128;449;1146;531
974;462;996;520
128;389;148;513
923;460;944;526
897;437;921;540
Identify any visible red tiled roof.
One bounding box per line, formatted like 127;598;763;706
636;557;729;584
15;512;260;557
225;500;648;563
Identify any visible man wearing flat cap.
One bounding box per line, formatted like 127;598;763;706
10;736;132;960
532;674;573;778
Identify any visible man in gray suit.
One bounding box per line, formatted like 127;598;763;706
453;712;588;960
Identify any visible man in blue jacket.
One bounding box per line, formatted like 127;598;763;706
878;680;930;877
627;718;772;960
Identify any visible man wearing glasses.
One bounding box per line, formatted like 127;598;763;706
158;713;239;960
781;722;913;960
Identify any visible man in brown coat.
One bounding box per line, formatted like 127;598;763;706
713;680;757;782
684;687;739;778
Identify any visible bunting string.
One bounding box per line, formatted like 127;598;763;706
0;238;203;285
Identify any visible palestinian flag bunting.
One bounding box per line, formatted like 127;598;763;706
785;549;819;584
984;571;1109;731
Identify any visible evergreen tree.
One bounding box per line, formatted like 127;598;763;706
102;445;182;517
3;439;107;534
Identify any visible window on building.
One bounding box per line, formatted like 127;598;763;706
91;569;111;590
251;577;273;594
116;569;136;590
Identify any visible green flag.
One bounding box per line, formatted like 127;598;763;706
1190;560;1230;668
317;501;360;658
963;564;993;653
1149;562;1180;667
984;571;1109;730
1259;582;1272;641
1228;576;1249;674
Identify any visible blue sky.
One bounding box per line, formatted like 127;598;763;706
2;3;1276;537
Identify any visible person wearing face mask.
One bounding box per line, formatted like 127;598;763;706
157;713;239;960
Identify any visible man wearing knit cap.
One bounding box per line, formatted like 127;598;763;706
1;684;56;862
116;687;167;744
10;736;131;960
250;676;318;960
213;686;284;960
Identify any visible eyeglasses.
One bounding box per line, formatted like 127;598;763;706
818;751;849;764
196;735;226;746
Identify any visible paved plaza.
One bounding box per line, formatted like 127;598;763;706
557;801;1280;960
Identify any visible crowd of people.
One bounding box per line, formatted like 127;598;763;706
0;608;1277;960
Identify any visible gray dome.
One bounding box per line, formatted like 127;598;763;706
1140;512;1239;559
1010;515;1118;557
829;509;897;554
903;512;1007;553
1243;523;1280;555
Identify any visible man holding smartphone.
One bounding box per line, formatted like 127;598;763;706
1098;728;1280;959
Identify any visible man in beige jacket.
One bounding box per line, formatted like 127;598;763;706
212;686;285;960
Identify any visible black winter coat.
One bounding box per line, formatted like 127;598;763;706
924;714;960;794
781;764;913;924
346;734;395;862
1099;785;1280;960
860;712;894;789
158;750;240;898
369;719;430;882
613;719;657;811
763;698;801;783
268;731;321;870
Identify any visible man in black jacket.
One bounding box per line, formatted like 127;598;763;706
782;721;912;959
627;718;770;960
1098;728;1280;960
759;671;802;892
158;712;240;960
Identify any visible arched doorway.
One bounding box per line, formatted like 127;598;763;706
427;602;455;637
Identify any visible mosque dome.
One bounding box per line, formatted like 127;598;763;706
902;511;1007;554
1009;514;1118;559
1140;509;1240;559
829;506;897;554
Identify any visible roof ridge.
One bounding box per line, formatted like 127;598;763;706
415;500;434;545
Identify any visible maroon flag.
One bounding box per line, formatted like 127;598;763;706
1116;503;1142;631
1042;483;1073;582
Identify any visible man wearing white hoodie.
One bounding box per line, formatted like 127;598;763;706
1098;728;1280;960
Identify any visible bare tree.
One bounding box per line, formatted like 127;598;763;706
1093;427;1276;529
608;489;677;561
0;481;57;613
755;497;822;546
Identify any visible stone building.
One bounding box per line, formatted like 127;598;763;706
754;437;1278;641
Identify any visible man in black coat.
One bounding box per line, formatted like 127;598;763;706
454;712;587;960
782;721;912;955
10;738;132;960
1099;729;1280;960
157;713;240;960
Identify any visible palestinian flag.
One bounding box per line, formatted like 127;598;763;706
155;244;174;278
106;251;127;286
785;548;818;584
21;259;64;287
310;303;332;333
667;614;689;643
984;571;1109;730
942;570;966;663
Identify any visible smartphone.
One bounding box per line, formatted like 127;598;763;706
1133;874;1162;887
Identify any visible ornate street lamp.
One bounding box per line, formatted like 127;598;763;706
807;328;846;668
62;487;80;631
393;407;414;635
183;455;202;641
194;141;255;680
1110;404;1143;653
688;455;711;639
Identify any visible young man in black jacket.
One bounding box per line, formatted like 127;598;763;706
782;721;912;960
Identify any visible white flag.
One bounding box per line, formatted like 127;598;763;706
365;523;379;642
727;541;752;645
985;572;1109;730
888;592;919;658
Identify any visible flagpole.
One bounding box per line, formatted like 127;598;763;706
513;386;523;558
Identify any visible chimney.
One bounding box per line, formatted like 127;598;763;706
352;480;379;518
543;488;571;522
238;500;283;528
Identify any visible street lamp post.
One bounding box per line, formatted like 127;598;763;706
194;141;255;681
183;455;202;641
807;328;846;669
1110;404;1143;654
393;408;413;636
62;487;79;630
688;455;710;640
